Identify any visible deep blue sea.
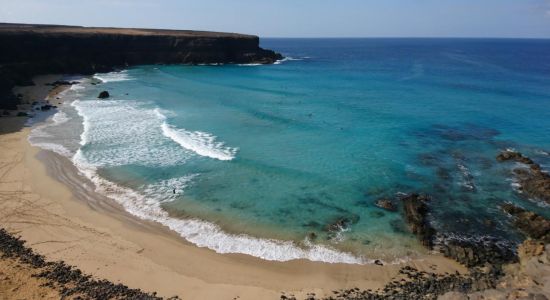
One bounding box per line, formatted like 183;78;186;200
29;38;550;264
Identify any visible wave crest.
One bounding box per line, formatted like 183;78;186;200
156;110;237;161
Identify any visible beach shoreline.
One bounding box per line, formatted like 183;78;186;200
0;75;470;299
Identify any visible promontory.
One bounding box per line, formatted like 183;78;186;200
0;23;283;109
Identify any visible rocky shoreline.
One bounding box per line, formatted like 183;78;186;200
283;150;550;299
283;238;548;300
0;228;176;299
0;23;283;109
496;150;550;205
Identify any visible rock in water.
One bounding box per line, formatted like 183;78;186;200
401;193;435;248
496;150;534;164
323;215;360;237
496;151;550;205
501;203;550;243
98;91;110;99
375;198;397;212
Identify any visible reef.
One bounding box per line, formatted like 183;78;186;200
401;193;435;248
497;150;550;205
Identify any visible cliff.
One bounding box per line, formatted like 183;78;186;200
0;23;283;109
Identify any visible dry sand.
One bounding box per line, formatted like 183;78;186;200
0;256;60;299
0;76;467;299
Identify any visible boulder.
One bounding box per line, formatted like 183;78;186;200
323;215;360;233
98;91;110;99
375;198;397;212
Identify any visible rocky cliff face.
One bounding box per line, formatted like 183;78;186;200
0;23;283;109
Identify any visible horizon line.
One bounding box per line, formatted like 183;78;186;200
2;22;549;40
261;36;550;40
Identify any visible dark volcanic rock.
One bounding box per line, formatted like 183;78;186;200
289;265;503;300
514;168;550;205
0;23;283;109
401;193;435;248
98;91;110;99
323;215;360;235
496;150;550;204
374;198;397;212
48;80;79;86
0;228;168;299
437;236;517;268
501;203;550;243
496;150;534;164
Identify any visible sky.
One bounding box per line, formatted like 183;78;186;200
1;0;550;38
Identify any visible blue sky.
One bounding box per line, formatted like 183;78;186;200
1;0;550;38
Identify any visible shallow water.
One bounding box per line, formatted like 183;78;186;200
29;38;550;263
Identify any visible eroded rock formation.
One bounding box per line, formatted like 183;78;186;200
501;203;550;243
497;150;550;205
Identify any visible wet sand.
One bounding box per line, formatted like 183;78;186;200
0;76;467;299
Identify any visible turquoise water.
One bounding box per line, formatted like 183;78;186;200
30;39;550;263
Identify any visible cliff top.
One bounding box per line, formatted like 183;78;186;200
0;23;258;39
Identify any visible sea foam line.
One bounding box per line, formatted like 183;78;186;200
70;100;90;146
274;56;305;65
67;100;368;264
71;149;368;264
44;81;377;265
28;109;73;157
93;70;133;83
156;109;238;161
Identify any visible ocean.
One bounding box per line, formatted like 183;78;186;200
28;38;550;264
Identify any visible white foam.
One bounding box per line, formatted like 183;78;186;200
28;110;70;154
31;142;73;157
71;100;190;167
535;149;549;156
142;175;197;203
93;70;133;83
66;97;370;264
28;122;52;138
456;163;475;191
71;100;89;146
46;81;383;265
274;57;305;65
197;63;224;66
156;110;237;161
71;149;367;264
238;63;263;67
52;110;70;125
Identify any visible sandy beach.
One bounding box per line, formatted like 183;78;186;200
0;76;468;299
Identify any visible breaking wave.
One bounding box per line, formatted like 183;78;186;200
156;109;238;161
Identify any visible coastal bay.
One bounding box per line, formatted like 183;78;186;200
0;76;465;299
1;25;550;299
